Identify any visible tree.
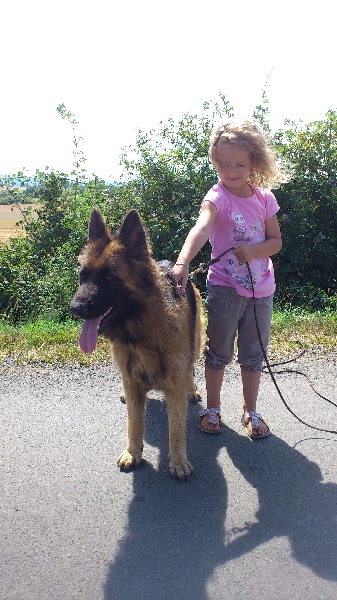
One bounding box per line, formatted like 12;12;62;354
116;96;234;289
273;111;337;308
1;98;336;323
0;104;116;322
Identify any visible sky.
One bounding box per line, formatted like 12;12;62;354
1;0;336;182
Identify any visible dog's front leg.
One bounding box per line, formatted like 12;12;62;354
166;390;193;479
117;383;146;471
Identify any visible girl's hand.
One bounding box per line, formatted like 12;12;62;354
171;263;189;292
232;244;254;262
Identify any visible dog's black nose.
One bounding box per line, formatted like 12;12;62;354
70;302;89;319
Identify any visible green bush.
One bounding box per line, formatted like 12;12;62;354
273;111;337;301
1;99;336;323
274;281;337;312
0;171;116;322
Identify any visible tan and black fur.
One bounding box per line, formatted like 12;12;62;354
70;209;203;478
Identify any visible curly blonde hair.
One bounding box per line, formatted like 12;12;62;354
209;118;287;189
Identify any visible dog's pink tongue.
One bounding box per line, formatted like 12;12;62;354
79;317;102;354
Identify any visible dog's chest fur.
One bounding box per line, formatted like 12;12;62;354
113;340;166;390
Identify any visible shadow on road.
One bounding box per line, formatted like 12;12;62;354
223;425;337;578
104;398;337;599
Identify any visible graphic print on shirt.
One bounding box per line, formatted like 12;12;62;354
233;214;249;243
251;222;264;237
223;213;269;290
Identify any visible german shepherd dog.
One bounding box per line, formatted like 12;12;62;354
70;209;203;478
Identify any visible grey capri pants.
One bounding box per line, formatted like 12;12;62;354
204;284;274;373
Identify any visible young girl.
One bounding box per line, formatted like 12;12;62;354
172;118;284;438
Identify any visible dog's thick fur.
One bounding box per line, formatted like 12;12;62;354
70;209;203;478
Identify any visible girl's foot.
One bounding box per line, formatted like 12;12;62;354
241;411;270;439
198;408;222;433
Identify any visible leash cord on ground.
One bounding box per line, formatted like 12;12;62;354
246;262;337;435
189;252;337;435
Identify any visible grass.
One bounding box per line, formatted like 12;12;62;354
0;309;336;365
0;319;111;365
269;308;337;356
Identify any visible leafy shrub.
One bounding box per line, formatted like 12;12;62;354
274;281;337;312
0;171;115;322
273;111;337;297
1;99;337;323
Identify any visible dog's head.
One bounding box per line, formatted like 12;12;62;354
70;208;154;353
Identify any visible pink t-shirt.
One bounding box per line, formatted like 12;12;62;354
204;182;280;298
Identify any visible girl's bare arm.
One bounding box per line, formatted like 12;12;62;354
172;201;217;290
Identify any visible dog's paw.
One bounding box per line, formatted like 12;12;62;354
169;458;193;479
117;449;142;471
188;390;202;403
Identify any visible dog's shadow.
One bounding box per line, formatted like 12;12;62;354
104;399;337;599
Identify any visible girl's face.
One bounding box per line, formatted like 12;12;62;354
213;143;253;196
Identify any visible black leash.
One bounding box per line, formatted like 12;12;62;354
246;262;337;435
189;252;337;435
189;247;235;279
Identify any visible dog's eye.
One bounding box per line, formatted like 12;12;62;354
101;268;114;282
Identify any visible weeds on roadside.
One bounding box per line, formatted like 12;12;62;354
0;310;335;365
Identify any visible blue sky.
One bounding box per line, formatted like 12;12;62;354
1;0;336;181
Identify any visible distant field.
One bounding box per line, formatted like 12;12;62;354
0;204;36;245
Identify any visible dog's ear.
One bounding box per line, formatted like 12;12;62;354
118;209;150;259
88;208;110;243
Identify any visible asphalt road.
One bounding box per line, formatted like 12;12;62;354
1;350;337;599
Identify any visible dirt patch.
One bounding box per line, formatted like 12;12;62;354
0;204;37;245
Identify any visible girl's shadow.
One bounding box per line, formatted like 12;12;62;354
224;425;337;579
104;399;337;599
